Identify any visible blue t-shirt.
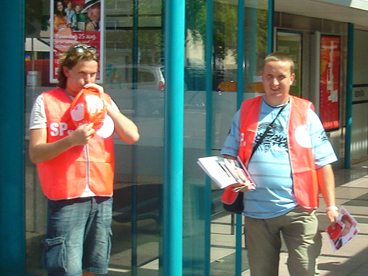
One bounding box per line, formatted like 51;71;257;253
221;96;337;219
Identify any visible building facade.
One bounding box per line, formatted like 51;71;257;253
1;0;368;275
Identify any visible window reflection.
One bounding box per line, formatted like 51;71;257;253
25;0;269;275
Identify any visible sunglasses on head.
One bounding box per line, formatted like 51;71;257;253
73;45;97;54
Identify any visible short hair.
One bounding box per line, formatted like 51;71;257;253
264;52;295;74
57;44;99;89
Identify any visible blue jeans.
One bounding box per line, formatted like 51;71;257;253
42;197;113;276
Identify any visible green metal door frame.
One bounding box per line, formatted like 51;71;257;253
205;0;214;275
268;0;274;53
163;0;185;275
235;0;245;274
345;23;354;169
0;0;26;275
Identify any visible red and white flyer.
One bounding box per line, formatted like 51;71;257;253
326;206;359;251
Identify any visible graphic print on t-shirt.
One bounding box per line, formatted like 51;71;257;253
254;121;288;153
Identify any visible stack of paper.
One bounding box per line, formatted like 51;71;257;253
197;156;255;189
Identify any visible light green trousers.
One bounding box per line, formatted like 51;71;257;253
244;207;322;276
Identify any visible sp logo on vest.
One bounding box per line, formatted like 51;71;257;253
50;122;73;137
49;119;114;138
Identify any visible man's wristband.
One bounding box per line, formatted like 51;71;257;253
326;205;338;211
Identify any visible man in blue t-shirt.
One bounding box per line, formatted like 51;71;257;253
221;52;339;276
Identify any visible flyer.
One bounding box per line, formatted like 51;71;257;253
197;156;255;189
326;206;359;251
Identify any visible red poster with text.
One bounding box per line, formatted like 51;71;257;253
50;0;104;83
320;36;340;131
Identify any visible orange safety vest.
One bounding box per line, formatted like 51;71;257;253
37;88;115;200
238;95;319;209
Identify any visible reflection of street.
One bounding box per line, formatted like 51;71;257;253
114;89;238;150
109;213;160;274
108;210;243;275
26;86;237;166
133;116;165;147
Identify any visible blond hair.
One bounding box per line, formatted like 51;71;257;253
264;52;295;74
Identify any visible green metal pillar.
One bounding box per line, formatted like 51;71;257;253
0;0;26;275
131;1;139;274
268;0;274;53
237;0;245;108
163;0;185;275
345;23;354;169
205;0;214;275
236;0;245;275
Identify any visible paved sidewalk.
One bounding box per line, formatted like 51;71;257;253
109;161;368;276
242;161;368;276
134;161;368;276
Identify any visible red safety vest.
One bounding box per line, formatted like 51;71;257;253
37;88;115;200
238;95;319;209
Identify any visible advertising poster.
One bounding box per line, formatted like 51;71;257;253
276;31;302;97
320;36;340;130
50;0;104;83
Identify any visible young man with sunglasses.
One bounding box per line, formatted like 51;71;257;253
221;52;339;276
29;44;140;276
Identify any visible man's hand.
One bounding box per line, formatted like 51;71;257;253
83;83;115;111
70;123;95;145
84;83;104;95
326;209;339;228
29;123;95;164
223;154;255;193
232;181;255;193
83;83;139;144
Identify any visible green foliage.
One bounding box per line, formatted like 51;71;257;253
255;9;268;71
185;1;239;60
25;0;49;37
185;0;207;43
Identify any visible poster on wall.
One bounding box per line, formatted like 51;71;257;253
50;0;104;83
320;36;340;131
276;30;302;97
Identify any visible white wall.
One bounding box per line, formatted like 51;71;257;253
351;30;368;160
